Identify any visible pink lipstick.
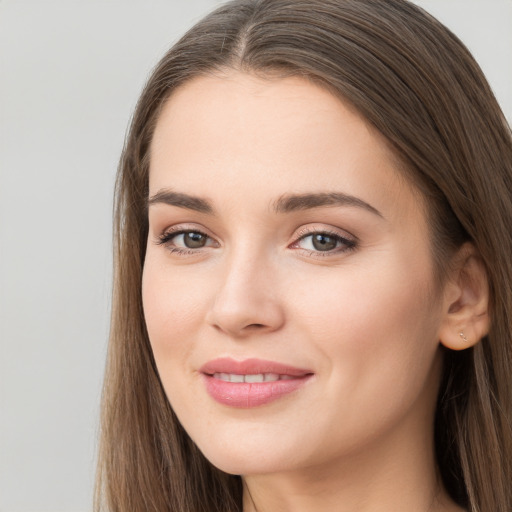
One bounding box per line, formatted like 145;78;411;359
200;358;313;408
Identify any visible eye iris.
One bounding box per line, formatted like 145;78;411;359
184;232;206;248
312;233;338;251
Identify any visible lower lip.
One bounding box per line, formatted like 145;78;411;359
202;374;312;408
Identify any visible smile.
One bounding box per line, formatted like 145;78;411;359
212;373;295;383
200;358;313;408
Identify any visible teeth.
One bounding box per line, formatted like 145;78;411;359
213;373;284;383
245;374;264;383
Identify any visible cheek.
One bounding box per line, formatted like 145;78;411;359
292;257;437;342
290;257;441;414
142;254;206;362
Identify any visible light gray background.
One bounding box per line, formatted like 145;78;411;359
0;1;510;511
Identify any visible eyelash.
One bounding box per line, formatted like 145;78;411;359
292;228;357;257
155;227;357;257
156;228;214;256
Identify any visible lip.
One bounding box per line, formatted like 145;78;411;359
199;357;314;408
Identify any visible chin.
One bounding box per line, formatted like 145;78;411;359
205;453;281;476
194;436;295;476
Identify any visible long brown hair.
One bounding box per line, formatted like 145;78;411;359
96;1;512;510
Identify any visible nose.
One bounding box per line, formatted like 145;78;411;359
205;251;285;338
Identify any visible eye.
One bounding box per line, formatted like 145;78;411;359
174;231;208;249
292;230;356;254
156;228;218;253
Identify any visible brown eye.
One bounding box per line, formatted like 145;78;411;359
183;231;207;248
293;230;356;255
157;229;216;252
311;234;338;251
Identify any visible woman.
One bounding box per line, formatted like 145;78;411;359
96;1;512;511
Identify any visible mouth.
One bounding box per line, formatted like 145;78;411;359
199;358;314;408
211;372;296;383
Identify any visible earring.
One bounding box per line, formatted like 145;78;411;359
459;331;468;342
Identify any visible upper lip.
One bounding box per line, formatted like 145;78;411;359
200;357;313;377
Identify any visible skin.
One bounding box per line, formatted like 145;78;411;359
143;72;471;511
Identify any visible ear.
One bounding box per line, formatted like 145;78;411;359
438;243;489;351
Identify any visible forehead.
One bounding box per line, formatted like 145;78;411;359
151;72;380;161
149;71;421;223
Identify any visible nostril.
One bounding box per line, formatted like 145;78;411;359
247;323;265;329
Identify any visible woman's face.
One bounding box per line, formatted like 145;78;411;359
143;72;447;476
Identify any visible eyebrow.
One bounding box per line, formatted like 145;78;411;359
147;189;214;214
147;189;383;218
272;192;383;218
